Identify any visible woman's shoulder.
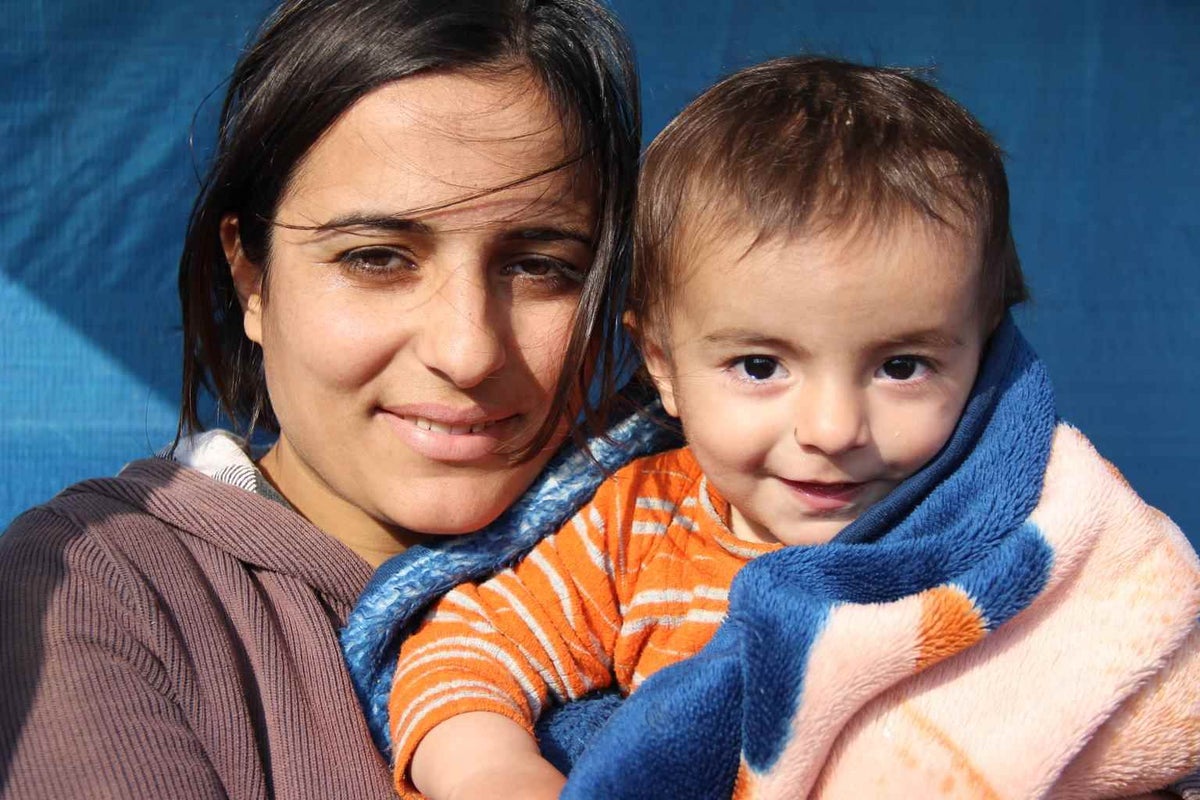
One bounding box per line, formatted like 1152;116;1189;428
4;455;268;563
1;453;368;610
3;457;205;562
0;458;268;626
0;460;394;799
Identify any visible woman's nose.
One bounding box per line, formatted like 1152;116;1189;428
414;266;507;389
792;380;870;455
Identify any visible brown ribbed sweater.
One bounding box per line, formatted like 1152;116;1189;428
0;459;397;799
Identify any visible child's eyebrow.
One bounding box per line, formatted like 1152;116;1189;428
701;329;794;350
874;330;966;349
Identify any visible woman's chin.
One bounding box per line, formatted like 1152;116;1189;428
379;496;511;539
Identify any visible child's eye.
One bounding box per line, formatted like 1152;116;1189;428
732;355;784;382
876;356;930;381
338;247;415;276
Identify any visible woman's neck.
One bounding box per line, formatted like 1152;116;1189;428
257;442;430;569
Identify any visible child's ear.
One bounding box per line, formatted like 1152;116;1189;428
221;214;265;345
623;312;679;419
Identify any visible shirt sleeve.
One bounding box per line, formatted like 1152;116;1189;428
0;508;228;800
388;473;639;795
1169;773;1200;798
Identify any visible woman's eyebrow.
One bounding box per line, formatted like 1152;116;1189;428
307;213;434;236
299;215;591;246
503;227;593;246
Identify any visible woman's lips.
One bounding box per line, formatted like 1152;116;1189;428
781;479;867;512
378;406;522;463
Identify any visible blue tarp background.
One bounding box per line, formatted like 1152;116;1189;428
2;1;1197;544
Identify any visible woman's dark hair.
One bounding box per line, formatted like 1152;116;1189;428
179;0;640;458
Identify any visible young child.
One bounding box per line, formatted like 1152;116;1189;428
387;58;1200;800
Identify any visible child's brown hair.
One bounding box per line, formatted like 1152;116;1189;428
632;56;1027;337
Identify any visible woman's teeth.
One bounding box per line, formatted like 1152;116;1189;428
405;416;495;435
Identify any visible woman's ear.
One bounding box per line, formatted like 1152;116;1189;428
220;214;265;345
623;312;679;419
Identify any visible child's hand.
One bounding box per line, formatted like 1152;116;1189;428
410;712;566;800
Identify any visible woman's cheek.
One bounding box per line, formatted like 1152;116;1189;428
290;295;404;391
513;302;579;388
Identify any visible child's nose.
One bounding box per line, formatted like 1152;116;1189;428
792;381;870;455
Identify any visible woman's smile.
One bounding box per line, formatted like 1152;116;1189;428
379;404;526;463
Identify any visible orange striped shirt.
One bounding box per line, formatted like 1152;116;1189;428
388;447;780;795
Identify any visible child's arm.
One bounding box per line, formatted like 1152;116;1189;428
388;474;639;798
410;712;566;800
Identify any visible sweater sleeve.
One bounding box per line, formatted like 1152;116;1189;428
0;508;227;800
388;473;638;795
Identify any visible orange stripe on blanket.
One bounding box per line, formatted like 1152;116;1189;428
898;702;1002;800
916;586;985;671
732;759;758;800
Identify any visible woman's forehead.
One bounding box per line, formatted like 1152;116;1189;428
285;72;567;196
277;70;592;230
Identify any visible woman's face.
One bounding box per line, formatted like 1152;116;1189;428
227;71;595;558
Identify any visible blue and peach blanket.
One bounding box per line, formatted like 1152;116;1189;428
342;320;1200;798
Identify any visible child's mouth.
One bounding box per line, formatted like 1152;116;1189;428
781;480;866;512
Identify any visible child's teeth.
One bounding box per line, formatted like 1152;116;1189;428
427;420;450;434
470;422;488;433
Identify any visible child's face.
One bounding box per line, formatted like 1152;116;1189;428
643;217;989;546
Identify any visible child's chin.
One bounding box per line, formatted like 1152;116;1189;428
774;517;856;547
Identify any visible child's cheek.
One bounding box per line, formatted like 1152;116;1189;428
882;398;966;477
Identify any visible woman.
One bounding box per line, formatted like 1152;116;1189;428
0;1;640;796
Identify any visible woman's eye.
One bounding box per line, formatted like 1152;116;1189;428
339;247;413;275
877;356;930;381
732;355;782;382
505;257;584;286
